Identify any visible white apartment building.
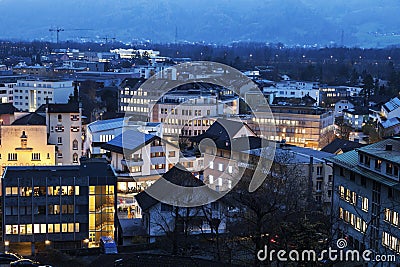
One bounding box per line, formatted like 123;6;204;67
40;103;83;165
334;99;355;117
13;80;74;112
263;81;320;105
110;48;160;59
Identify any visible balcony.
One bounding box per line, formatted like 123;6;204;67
121;158;144;167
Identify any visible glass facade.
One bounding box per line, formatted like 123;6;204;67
88;185;115;247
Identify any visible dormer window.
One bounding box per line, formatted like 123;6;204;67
386;163;393;175
360;154;371;167
375;159;382;171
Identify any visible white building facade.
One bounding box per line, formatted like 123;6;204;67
43;103;83;165
13;80;74;112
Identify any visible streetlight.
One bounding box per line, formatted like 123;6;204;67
83;238;89;248
45;240;51;249
4;241;9;252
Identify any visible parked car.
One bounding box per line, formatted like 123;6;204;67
10;259;41;266
0;252;22;264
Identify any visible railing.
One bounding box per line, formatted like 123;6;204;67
121;159;144;167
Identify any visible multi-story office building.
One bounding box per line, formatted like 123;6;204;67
251;105;335;149
38;103;83;165
118;78;149;119
328;139;400;262
13;80;74;112
152;92;239;137
0;113;55;175
118;79;237;126
190;118;334;213
263;81;320;106
1;158;118;251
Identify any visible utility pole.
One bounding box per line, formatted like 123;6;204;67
49;27;64;44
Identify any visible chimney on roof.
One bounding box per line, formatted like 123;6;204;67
386;144;393;151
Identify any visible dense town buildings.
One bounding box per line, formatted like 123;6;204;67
2;158;118;251
328;139;400;263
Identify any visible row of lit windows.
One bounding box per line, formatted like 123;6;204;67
16;83;53;88
160;108;210;117
253;118;306;126
382;231;400;253
276;127;306;134
339;207;367;233
360;154;399;177
209;162;233;173
151;164;165;170
267;136;307;143
150;152;165;158
338;185;368;212
121;97;149;104
122;88;147;96
384;208;400;227
5;204;79;215
131;166;142;173
208;175;232;189
180;129;207;136
164;128;182;135
5;186;80;196
5;223;80;235
161;118;212;127
88;185;114;195
120;106;149;113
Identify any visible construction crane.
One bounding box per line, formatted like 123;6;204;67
49;27;64;44
49;28;94;43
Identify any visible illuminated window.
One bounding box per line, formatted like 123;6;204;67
209;175;214;184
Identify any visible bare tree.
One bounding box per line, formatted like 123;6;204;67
224;149;328;265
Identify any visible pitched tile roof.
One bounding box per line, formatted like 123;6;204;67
37;103;79;113
321;138;365;154
11;113;46;125
135;164;205;211
0;103;18;114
